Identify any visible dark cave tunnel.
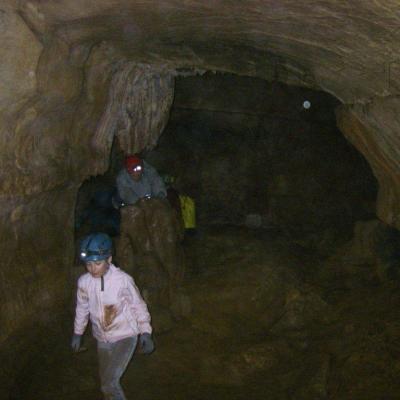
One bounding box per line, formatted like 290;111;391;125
6;74;400;400
75;72;378;248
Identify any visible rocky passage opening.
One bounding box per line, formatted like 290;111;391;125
13;73;397;400
147;72;378;245
75;72;378;246
4;3;400;399
74;140;123;241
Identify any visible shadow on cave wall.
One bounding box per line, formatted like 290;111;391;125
74;139;124;240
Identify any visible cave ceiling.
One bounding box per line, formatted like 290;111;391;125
18;0;400;103
2;0;400;227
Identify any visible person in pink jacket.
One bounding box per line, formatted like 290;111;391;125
71;232;154;400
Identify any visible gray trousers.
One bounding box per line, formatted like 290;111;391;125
97;336;138;400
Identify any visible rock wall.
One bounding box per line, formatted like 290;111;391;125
0;31;108;343
7;0;400;233
3;0;400;348
336;98;400;230
0;7;173;345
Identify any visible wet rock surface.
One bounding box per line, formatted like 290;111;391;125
7;226;400;400
115;198;186;325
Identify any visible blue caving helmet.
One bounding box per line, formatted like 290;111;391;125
79;232;112;262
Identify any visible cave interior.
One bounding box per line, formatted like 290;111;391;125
2;2;400;399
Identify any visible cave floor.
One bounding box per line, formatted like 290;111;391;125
12;226;400;400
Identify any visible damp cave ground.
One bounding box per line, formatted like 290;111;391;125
11;225;400;400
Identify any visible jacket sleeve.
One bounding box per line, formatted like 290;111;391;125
148;167;167;198
120;277;152;334
74;278;90;335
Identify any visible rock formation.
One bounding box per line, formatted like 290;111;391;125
2;0;400;381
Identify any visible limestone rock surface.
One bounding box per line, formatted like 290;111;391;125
3;0;400;384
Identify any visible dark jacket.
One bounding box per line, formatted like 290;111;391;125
116;161;167;205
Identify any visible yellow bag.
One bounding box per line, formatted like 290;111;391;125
179;195;196;229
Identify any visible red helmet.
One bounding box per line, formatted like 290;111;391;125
125;155;143;173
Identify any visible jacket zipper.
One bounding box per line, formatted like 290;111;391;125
97;278;107;342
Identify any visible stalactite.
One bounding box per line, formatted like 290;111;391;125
92;62;174;172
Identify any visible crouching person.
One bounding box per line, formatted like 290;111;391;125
71;232;154;400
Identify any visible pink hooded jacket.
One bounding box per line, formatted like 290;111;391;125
74;264;152;343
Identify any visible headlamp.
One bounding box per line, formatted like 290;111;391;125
131;165;142;172
81;249;109;258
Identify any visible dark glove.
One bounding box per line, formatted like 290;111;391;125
71;334;82;352
138;333;154;354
